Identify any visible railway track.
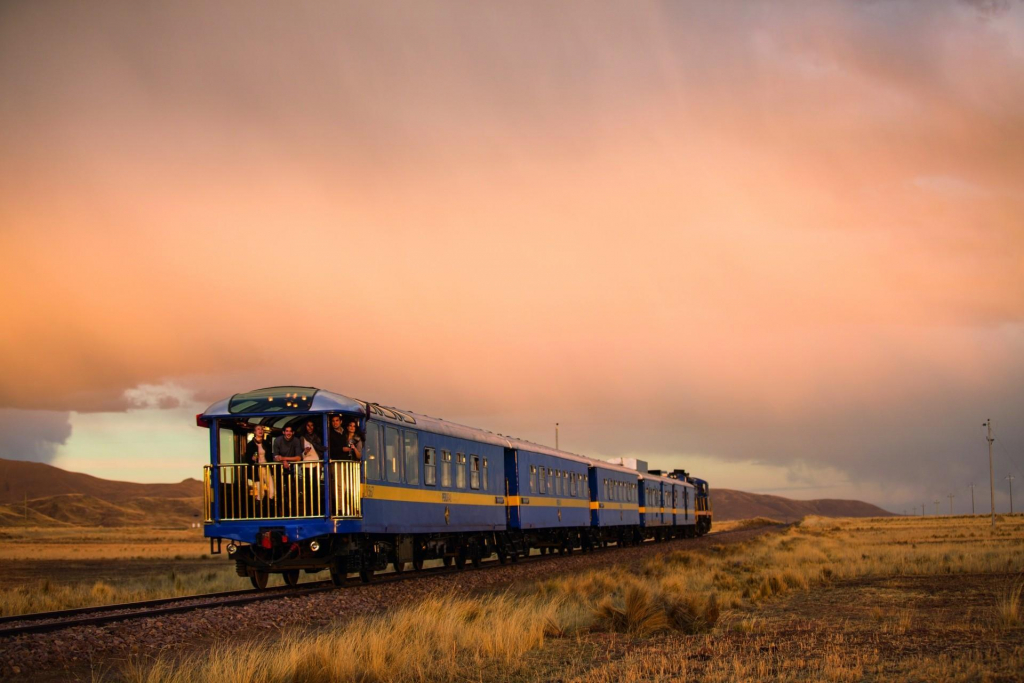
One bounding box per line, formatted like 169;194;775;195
0;526;766;639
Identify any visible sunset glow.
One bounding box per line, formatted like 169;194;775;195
1;1;1022;512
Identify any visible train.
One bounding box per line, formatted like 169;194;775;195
200;386;712;589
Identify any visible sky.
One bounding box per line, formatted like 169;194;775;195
1;1;1022;514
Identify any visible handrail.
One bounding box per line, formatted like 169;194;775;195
204;461;361;522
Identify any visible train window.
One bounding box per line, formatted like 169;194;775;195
539;466;546;494
441;450;452;487
218;427;236;465
424;447;436;486
482;458;489;491
556;471;562;496
603;479;608;499
404;431;419;485
364;423;381;480
470;455;480;490
570;473;577;497
384;427;401;483
456;452;466;489
529;465;537;493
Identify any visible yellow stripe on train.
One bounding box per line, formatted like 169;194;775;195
361;484;502;507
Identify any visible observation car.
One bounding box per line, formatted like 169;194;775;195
200;386;711;588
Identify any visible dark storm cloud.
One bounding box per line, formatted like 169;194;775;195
0;410;73;464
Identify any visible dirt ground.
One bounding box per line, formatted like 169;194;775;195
520;572;1024;682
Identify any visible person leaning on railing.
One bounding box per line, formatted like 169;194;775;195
244;425;276;503
273;426;304;515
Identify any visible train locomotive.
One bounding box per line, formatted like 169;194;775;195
200;386;712;588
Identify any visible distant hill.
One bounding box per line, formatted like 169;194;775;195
0;457;893;527
0;493;204;527
0;458;203;527
0;457;202;505
712;488;894;522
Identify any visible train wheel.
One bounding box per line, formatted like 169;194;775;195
393;560;406;574
283;570;300;587
509;550;519;563
412;555;424;571
359;568;374;583
329;564;347;587
442;555;453;567
496;548;508;565
454;552;467;571
249;570;269;590
470;552;482;569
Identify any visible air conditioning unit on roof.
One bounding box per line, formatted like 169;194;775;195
607;457;648;473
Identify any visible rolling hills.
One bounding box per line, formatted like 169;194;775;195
0;458;203;527
711;488;894;521
0;457;894;527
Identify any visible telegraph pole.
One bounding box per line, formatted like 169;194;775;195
934;500;940;516
1007;474;1015;514
922;503;926;516
555;423;559;450
985;419;995;527
947;493;954;515
970;483;975;515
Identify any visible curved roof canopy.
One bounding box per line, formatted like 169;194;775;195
203;387;691;483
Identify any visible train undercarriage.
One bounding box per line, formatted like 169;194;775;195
228;523;709;590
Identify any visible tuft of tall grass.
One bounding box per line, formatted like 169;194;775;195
594;584;671;637
996;579;1023;628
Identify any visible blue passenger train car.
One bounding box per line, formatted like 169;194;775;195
200;386;711;588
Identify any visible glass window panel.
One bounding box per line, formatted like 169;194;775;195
529;465;537;493
404;431;419;484
385;427;401;483
456;452;466;489
470;455;480;490
441;450;452;487
362;423;380;480
218;427;236;465
482;458;489;491
539;467;546;494
424;447;436;486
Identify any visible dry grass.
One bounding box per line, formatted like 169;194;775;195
0;564;253;617
121;592;576;683
0;526;208;560
997;578;1023;628
118;515;1024;682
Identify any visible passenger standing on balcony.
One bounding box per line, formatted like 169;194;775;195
244;426;276;506
300;419;324;515
342;420;363;461
273;426;303;515
328;415;347;460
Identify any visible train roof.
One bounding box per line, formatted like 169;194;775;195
203;386;679;479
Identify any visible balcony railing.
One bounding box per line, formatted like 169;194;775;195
204;461;361;522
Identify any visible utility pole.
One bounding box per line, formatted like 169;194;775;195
1007;474;1015;514
947;493;954;515
555;423;559;450
985;419;995;528
922;503;926;516
970;483;975;515
934;500;940;516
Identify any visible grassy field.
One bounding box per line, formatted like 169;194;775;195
120;514;1024;682
0;526;272;617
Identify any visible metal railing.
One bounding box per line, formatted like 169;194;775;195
331;461;362;518
203;461;362;522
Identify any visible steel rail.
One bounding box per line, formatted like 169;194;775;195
0;526;756;639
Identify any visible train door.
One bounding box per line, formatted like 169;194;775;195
504;448;521;528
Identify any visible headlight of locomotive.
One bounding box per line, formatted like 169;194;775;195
226;543;237;555
309;540;320;552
